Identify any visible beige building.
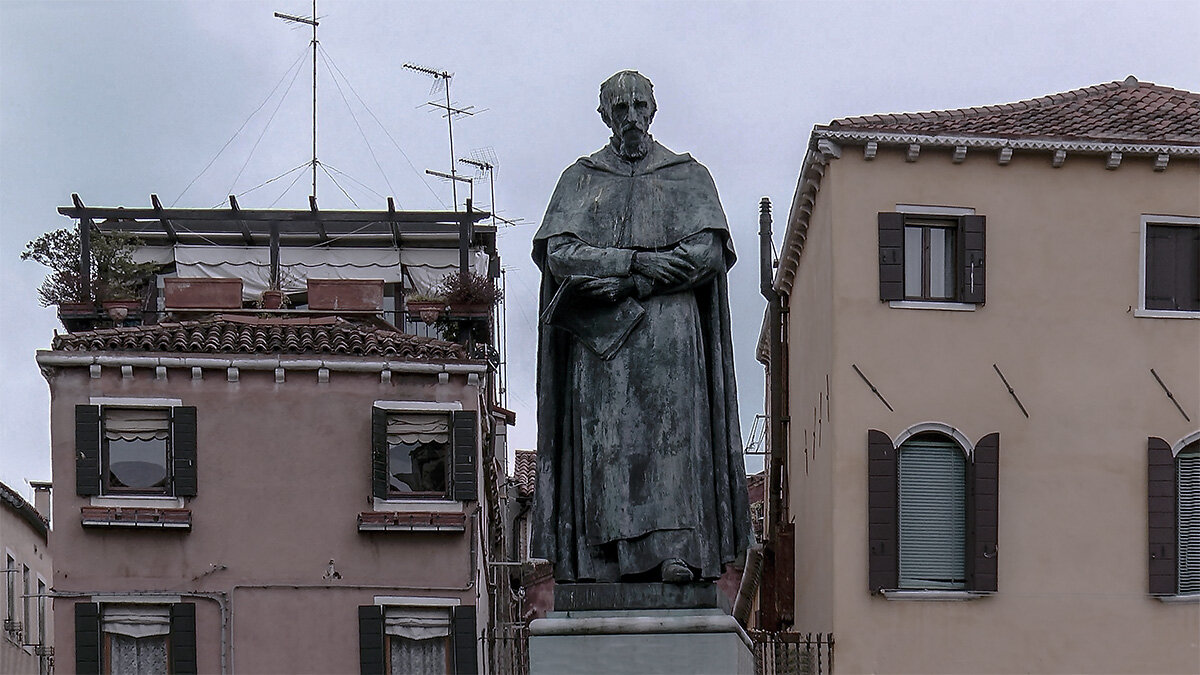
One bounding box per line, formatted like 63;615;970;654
37;204;516;674
1;481;52;674
758;77;1200;673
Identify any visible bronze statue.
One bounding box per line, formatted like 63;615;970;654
532;71;751;585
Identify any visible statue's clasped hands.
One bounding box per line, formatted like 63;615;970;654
632;250;691;285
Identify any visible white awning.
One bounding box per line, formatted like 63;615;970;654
168;246;488;299
384;606;451;641
104;408;170;442
103;604;170;638
387;412;450;446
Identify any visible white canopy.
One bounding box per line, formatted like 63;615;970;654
103;604;170;638
104;408;170;442
387;412;450;446
139;246;489;299
384;606;451;641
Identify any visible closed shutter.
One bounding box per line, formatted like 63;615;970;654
170;603;197;674
76;405;101;496
867;429;898;592
1148;437;1177;594
451;411;477;502
1146;225;1200;311
959;215;986;304
172;407;198;497
359;605;385;675
969;433;999;592
898;439;966;589
878;213;905;301
1177;447;1200;593
371;408;388;499
451;605;477;675
75;602;101;675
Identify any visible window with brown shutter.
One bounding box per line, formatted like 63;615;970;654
370;407;477;502
77;405;197;498
878;212;986;305
1145;223;1200;312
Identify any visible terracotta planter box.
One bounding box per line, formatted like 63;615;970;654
405;300;446;324
445;303;491;318
164;277;244;310
307;278;384;311
57;301;97;319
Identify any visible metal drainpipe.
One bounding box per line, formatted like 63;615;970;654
759;198;785;545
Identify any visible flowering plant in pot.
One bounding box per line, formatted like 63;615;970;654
429;271;501;343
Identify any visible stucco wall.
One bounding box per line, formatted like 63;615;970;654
48;362;485;673
794;145;1200;673
0;500;51;675
783;165;838;634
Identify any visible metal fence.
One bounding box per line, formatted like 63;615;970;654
485;625;530;675
748;631;834;675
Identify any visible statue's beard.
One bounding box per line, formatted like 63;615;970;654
611;128;651;160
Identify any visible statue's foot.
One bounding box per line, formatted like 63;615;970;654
660;558;694;584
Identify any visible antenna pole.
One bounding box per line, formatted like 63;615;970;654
445;81;458;211
311;0;318;200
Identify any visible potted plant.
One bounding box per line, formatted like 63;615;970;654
402;290;447;324
430;271;501;344
23;227;156;326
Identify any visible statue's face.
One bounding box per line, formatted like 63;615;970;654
601;77;655;159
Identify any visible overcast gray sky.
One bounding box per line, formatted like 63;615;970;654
2;0;1197;500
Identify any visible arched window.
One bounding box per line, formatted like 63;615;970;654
1178;441;1200;594
898;433;967;590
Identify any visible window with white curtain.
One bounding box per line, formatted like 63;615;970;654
102;408;171;495
386;606;451;674
898;435;967;590
103;604;170;675
386;413;450;497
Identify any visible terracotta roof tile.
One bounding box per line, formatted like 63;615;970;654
513;449;536;498
51;314;466;360
822;77;1200;145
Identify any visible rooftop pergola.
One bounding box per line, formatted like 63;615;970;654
58;194;494;249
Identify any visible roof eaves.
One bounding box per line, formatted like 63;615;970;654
0;481;48;539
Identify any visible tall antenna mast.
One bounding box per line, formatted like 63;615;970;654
275;2;319;200
405;63;479;212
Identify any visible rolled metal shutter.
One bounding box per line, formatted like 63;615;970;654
1178;448;1200;594
899;439;966;589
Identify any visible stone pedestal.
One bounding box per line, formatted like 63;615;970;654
529;584;753;674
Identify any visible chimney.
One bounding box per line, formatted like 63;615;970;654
29;481;51;522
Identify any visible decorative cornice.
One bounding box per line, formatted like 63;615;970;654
814;129;1200;156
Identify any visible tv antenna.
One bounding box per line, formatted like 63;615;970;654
459;151;497;229
274;2;320;200
404;62;483;212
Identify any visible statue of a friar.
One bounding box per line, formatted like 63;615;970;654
531;70;752;585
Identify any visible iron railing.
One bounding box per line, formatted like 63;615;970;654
484;625;530;675
749;631;834;675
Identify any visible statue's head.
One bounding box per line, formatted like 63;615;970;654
598;70;656;160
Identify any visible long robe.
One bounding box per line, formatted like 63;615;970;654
531;139;752;581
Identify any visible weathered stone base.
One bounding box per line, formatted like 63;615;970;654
529;608;754;675
555;582;731;612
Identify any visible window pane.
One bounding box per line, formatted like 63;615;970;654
109;634;168;675
1146;225;1200;311
929;228;956;299
390;635;449;675
898;438;966;590
904;226;922;297
107;438;168;490
388;441;449;495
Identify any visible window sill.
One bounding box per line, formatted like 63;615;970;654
1134;308;1200;319
1155;593;1200;603
879;589;988;601
372;498;463;513
81;506;191;530
358;511;466;532
888;301;977;312
91;495;185;509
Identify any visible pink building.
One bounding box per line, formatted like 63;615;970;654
37;204;515;674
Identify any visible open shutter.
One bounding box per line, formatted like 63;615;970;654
76;405;101;496
1148;437;1177;595
359;605;385;675
958;215;986;304
452;411;477;502
170;603;197;674
172;407;198;497
75;602;101;675
969;433;999;592
878;213;905;301
371;408;388;499
867;429;898;592
452;605;478;675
